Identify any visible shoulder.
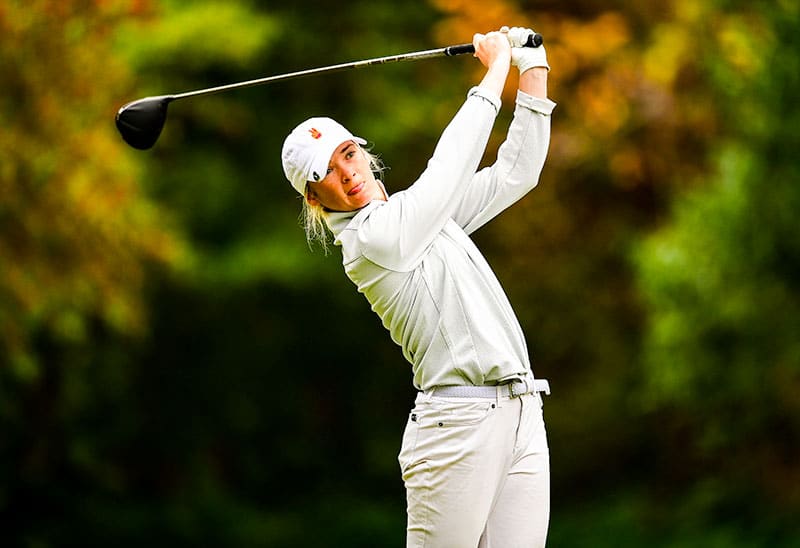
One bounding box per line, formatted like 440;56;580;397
336;194;425;271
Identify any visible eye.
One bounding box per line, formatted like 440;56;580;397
345;150;355;160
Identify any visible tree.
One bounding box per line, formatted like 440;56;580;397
635;0;800;536
0;1;185;543
0;0;185;376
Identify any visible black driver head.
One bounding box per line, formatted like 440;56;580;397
115;95;174;150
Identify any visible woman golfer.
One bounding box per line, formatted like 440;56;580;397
282;27;555;547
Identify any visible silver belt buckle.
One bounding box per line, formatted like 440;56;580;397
508;378;528;398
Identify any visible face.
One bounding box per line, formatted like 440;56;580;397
305;141;386;212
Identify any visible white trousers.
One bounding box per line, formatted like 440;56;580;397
398;389;550;547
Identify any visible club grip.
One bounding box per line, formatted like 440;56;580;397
526;33;544;48
444;32;543;56
445;43;477;56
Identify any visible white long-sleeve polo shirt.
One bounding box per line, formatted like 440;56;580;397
327;86;556;391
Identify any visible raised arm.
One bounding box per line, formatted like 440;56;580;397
451;31;556;234
356;32;512;270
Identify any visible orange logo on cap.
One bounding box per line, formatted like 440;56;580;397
309;128;322;139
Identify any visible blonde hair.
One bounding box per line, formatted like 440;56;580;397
300;147;385;253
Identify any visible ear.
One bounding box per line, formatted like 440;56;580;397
305;185;320;206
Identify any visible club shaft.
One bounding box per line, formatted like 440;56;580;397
172;44;477;101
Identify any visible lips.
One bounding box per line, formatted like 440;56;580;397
347;182;365;196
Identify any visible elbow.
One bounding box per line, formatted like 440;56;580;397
524;167;543;190
508;165;544;193
521;176;542;195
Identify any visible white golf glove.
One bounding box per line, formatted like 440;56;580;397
502;26;550;73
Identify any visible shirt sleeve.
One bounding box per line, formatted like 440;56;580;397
451;90;556;235
354;86;502;271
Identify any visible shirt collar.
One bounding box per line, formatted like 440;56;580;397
326;200;385;241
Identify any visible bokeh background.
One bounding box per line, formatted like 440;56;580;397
2;0;798;546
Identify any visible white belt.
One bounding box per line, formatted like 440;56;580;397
429;378;550;399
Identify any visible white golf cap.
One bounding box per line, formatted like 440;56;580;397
281;117;367;195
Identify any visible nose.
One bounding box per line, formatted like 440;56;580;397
336;164;356;184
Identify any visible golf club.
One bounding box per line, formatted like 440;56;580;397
115;33;543;150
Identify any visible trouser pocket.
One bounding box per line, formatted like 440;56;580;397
397;397;496;477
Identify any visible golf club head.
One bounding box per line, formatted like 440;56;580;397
115;95;174;150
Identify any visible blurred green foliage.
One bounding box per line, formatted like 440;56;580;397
1;0;798;546
634;0;800;530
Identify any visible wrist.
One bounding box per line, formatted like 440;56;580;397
480;61;511;97
519;67;547;99
522;66;548;78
